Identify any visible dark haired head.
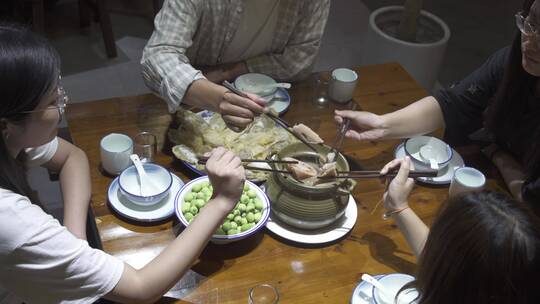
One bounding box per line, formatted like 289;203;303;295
406;191;540;304
0;23;60;200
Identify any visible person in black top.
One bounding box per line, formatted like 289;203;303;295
334;0;540;205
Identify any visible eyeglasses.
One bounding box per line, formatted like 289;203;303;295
516;11;540;38
19;78;69;117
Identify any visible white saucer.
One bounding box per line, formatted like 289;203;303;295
395;142;464;185
265;195;358;244
108;173;184;222
350;274;384;304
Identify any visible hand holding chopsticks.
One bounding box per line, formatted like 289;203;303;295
222;81;320;153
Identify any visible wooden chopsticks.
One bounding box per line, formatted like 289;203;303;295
197;156;298;164
222;80;320;153
330;102;358;154
319;169;439;179
197;156;294;174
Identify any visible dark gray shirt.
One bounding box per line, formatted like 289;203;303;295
435;47;540;203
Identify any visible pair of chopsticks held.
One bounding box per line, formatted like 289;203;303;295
197;156;296;174
198;155;438;179
222;81;320;153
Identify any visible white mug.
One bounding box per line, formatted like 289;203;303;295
100;133;133;175
328;68;358;103
449;167;486;198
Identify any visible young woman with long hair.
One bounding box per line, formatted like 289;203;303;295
0;24;246;304
380;157;540;304
335;0;540;205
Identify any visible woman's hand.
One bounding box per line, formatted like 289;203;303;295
219;91;267;130
334;110;387;141
205;147;245;211
381;157;415;211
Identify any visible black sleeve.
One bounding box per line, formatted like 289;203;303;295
522;177;540;205
434;47;510;146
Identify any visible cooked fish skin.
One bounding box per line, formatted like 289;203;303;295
284;157;318;180
292;123;324;144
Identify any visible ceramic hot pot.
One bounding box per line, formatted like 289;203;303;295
265;142;356;230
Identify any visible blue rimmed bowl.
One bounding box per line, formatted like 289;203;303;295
174;176;270;244
118;163;173;206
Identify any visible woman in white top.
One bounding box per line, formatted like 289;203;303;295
0;24;246;304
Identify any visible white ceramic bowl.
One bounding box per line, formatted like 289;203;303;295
404;136;452;169
234;73;277;102
372;273;419;304
118;163;173;206
175;176;271;244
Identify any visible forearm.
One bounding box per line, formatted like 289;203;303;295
492;151;526;201
183;79;227;112
60;148;91;240
108;198;231;303
392;207;429;258
382;96;445;139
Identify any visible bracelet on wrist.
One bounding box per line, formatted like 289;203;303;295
382;206;410;220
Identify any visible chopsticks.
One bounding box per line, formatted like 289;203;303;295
197;156;298;164
264;112;320;153
197;156;294;174
331;102;358;153
222;80;320;153
319;169;439;179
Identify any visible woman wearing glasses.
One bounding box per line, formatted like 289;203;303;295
335;0;540;207
0;24;246;303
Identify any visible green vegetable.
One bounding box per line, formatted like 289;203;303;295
247;189;257;198
181;180;266;236
181;203;191;213
192;184;202;192
184;193;194;202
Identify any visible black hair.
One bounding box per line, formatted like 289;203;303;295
0;23;60;202
402;191;540;304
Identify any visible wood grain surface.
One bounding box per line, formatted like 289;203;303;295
66;63;507;304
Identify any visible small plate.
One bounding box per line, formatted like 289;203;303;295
108;173;184;222
395;142;464;185
350;274;385;304
265;195;358;244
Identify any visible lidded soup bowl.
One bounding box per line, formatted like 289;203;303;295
265;142;356;230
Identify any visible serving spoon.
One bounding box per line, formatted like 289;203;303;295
130;154;160;196
361;274;393;302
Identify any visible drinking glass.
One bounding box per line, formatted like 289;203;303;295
134;132;157;163
311;74;330;107
248;284;279;304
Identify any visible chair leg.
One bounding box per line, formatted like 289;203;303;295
95;0;117;58
32;0;45;33
79;0;91;28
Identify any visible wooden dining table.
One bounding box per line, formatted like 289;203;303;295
66;63;508;303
